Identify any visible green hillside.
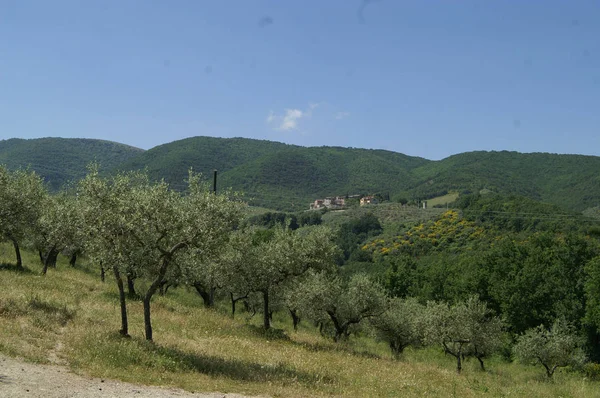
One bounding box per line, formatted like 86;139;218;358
409;151;600;212
115;136;430;210
115;136;291;190
220;145;429;210
2;136;600;213
0;138;144;190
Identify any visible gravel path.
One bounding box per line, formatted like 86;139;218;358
0;355;260;398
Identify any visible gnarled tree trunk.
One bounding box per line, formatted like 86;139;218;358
112;266;129;337
230;292;248;318
263;290;270;330
11;238;23;270
69;252;78;267
289;308;301;331
127;274;137;299
42;246;59;275
193;282;215;307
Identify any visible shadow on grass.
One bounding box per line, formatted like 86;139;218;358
244;324;381;360
290;338;382;360
0;262;34;274
28;296;76;326
116;335;335;386
101;290;143;304
75;262;108;281
243;324;291;341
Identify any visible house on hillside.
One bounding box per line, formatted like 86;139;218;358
310;196;345;209
311;199;325;209
360;196;378;206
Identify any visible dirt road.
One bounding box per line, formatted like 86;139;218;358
0;355;258;398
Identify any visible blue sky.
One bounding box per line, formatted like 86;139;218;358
1;0;599;160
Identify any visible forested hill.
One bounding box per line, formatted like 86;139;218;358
0;138;144;190
114;136;293;190
410;151;600;212
116;137;600;212
2;136;600;212
114;136;431;210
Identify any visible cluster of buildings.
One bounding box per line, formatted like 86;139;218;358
310;196;346;210
309;195;379;210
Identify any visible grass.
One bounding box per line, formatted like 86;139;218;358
426;192;460;208
322;202;445;227
1;242;599;397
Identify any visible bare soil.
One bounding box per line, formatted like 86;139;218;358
0;355;260;398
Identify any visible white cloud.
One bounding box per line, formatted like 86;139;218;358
335;111;350;120
266;110;275;123
266;104;317;132
279;109;303;131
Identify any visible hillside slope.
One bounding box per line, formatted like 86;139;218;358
219;145;429;210
114;136;430;210
410;151;600;211
2;136;599;212
0;138;144;190
114;136;291;190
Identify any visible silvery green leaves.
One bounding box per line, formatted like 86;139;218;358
77;168;245;340
513;318;586;378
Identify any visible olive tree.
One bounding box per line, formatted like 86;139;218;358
220;225;338;330
0;166;46;269
209;229;257;317
513;318;586;378
422;297;503;373
292;272;387;342
78;168;148;336
34;192;85;274
369;297;424;359
79;168;244;341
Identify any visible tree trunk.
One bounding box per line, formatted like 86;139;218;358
69;252;77;267
327;311;347;342
100;265;105;282
11;238;23;270
38;250;44;265
476;355;485;371
263;290;270;330
49;249;58;268
112;266;129;337
542;363;558;378
193;283;213;307
143;295;153;341
443;342;466;374
318;321;325;337
42;247;59;275
142;254;176;341
230;293;236;317
289;308;300;331
164;283;172;295
209;286;215;307
230;293;249;318
127;274;137;298
390;341;403;360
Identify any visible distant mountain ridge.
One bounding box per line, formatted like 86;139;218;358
0;138;144;190
2;136;599;212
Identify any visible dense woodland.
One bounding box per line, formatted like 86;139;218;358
0;138;143;191
2;160;600;382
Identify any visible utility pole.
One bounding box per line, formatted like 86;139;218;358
213;169;217;194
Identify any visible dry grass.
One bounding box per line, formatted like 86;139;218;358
1;242;599;397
